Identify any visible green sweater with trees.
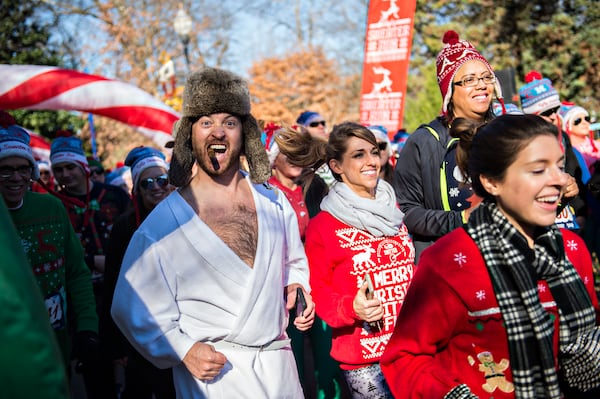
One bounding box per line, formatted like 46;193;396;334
9;190;98;366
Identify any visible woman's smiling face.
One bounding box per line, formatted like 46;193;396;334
481;134;568;241
329;136;381;199
451;60;495;121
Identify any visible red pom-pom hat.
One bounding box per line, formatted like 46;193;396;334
436;30;503;115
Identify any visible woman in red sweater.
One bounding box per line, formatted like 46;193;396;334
304;122;416;398
381;114;600;399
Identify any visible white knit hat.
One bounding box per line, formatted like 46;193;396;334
0;124;40;180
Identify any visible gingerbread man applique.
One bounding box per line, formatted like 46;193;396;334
467;345;515;394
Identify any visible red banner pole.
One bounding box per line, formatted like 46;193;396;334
359;0;417;139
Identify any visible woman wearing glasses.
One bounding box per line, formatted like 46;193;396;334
392;30;504;262
560;103;600;282
297;110;328;140
559;103;599;172
101;146;175;399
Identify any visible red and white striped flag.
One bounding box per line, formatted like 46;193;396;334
0;64;180;147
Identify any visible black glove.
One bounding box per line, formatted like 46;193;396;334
72;330;101;370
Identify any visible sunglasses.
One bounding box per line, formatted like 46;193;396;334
40;171;51;176
309;120;326;128
377;142;388;151
573;116;591;126
539;106;560;117
140;174;169;190
90;169;104;176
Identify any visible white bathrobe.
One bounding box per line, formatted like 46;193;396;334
112;174;310;398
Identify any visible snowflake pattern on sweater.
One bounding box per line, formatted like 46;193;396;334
305;211;416;369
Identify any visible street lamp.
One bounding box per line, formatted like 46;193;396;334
173;4;192;71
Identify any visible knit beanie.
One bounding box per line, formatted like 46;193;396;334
50;131;89;173
558;102;589;132
0;124;40;180
105;166;129;187
296;111;323;127
169;67;270;185
37;160;51;172
436;30;503;114
518;71;561;115
124;146;169;190
493;102;522;117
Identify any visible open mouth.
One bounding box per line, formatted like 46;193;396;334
208;144;226;155
537;195;559;204
207;145;225;170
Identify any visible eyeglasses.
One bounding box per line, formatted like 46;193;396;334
453;74;496;87
377;142;388;151
0;165;33;179
539;106;560;118
309;121;326;128
573;116;591;126
139;174;169;190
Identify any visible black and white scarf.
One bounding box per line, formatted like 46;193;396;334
466;200;600;398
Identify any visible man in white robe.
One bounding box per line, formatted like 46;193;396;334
112;67;315;399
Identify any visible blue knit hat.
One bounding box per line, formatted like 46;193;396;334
105;166;129;188
493;102;522;116
0;124;40;180
124;146;169;190
518;71;561;115
296;111;323;126
50;132;89;173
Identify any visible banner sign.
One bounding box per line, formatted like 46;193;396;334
359;0;417;137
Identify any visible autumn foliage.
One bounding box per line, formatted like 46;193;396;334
248;48;360;127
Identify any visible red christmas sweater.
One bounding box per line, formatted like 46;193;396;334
304;211;416;370
380;227;600;399
268;176;309;240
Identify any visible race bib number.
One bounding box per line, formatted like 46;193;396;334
555;205;579;230
45;289;66;330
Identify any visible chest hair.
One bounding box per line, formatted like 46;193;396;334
200;202;258;268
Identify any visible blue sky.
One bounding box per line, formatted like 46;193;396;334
46;1;367;80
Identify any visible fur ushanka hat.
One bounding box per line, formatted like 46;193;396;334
169;67;270;186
